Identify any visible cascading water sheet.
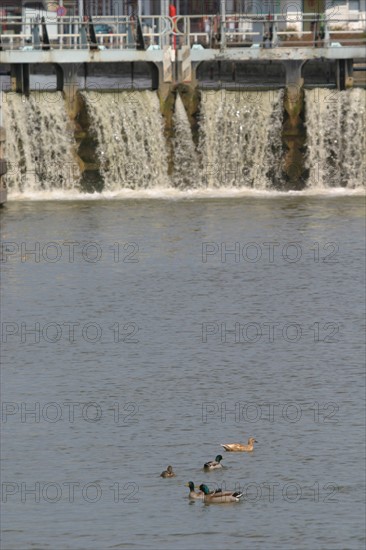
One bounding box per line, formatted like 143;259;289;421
3;87;365;197
305;88;366;189
82;90;169;189
2;92;80;192
198;89;284;188
172;94;200;189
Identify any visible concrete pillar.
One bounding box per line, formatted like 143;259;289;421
149;62;160;90
190;62;199;88
336;59;354;89
61;64;81;119
54;64;64;91
10;65;21;93
176;81;200;145
336;59;345;90
23;65;30;96
284;60;304;104
154;62;173;102
10;64;30;95
282;60;306;190
178;46;197;87
346;59;354;88
0;127;7;205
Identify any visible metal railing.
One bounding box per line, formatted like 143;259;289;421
1;13;365;51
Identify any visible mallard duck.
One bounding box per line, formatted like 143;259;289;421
199;484;243;503
221;437;258;452
160;465;176;478
185;482;222;499
185;481;204;500
203;454;223;471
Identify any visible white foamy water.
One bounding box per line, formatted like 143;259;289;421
3;88;366;198
305;88;366;189
82;90;169;189
198;89;284;188
172;94;200;189
7;186;365;202
2;92;80;192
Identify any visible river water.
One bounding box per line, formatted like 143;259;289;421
1;194;365;549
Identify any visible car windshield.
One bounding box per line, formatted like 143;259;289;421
95;25;111;32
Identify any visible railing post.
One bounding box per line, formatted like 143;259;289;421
324;17;330;47
220;0;226;50
272;16;278;47
159;16;162;49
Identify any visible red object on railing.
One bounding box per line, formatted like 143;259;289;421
169;4;177;50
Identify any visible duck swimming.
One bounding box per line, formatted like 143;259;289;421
160;465;176;478
185;482;222;500
221;437;257;452
203;454;223;471
185;481;204;500
199;484;243;503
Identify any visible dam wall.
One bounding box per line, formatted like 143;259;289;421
1;12;365;199
2;87;365;194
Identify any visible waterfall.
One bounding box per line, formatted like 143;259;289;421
198;90;284;189
305;88;366;189
3;92;80;192
3;87;365;197
172;94;200;189
82;90;169;189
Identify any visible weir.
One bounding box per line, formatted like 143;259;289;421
1;11;365;196
3;87;365;193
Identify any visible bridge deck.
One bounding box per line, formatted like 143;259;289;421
1;45;365;65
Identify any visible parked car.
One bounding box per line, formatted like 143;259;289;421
94;24;114;35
